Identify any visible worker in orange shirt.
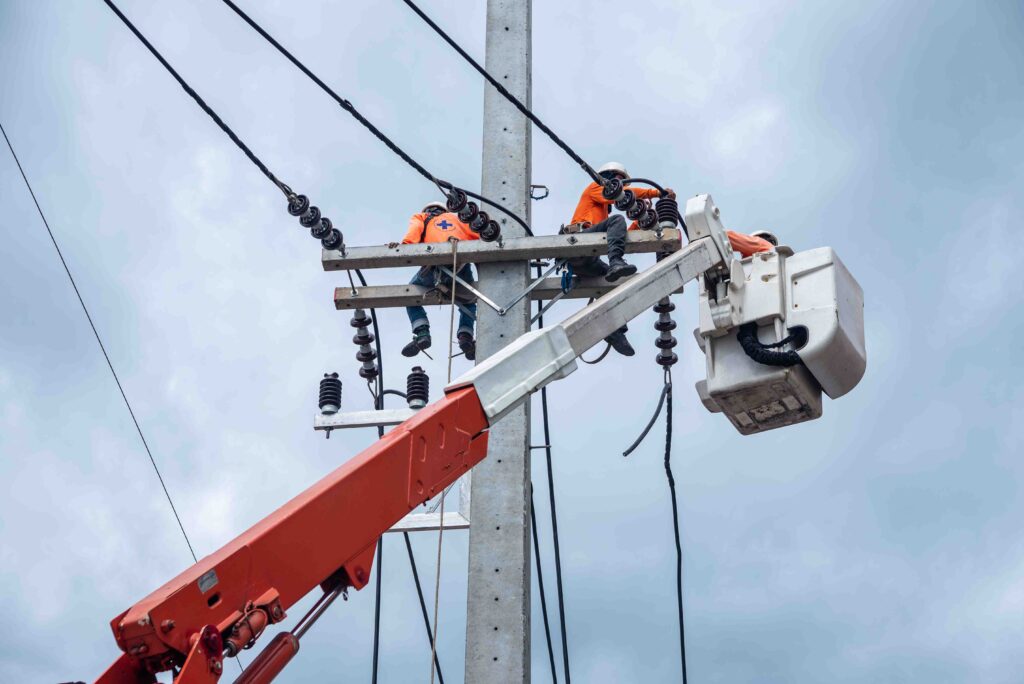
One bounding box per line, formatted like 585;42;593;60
388;201;480;360
562;161;675;356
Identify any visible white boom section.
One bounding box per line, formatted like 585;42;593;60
446;195;731;423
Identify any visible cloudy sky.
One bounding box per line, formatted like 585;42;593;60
2;0;1022;682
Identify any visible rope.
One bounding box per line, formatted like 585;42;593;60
216;0;533;237
401;0;603;186
446;238;459;383
101;0;291;198
2;121;199;564
531;485;560;683
534;266;573;683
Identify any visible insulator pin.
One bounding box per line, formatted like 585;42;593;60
446;188;468;213
653;297;679;367
349;309;378;382
318;373;341;414
406;366;429;410
655;196;680;230
288;194;310;217
458;201;479;224
601;177;624;201
299;205;321;228
479;220;501;242
614;189;636;212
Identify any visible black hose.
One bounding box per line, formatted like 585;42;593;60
371;538;382;684
736;323;802;367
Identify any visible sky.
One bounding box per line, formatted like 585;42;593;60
1;0;1022;682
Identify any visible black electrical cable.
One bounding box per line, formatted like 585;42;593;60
622;178;667;195
101;0;291;199
531;485;560;683
662;373;688;684
534;267;572;684
401;0;603;186
371;537;383;684
404;532;446;684
621;381;669;458
216;0;532;238
2;121;199;564
736;322;802;367
358;270;445;684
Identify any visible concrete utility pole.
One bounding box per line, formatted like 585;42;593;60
464;0;533;681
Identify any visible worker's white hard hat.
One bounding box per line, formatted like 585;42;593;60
597;161;629;178
422;201;446;213
751;230;779;246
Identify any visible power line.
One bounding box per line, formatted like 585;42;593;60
400;0;603;186
215;0;533;236
662;372;688;683
1;121;198;565
101;0;291;199
534;269;572;683
531;485;559;682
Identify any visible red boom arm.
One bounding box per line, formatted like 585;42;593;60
96;387;488;683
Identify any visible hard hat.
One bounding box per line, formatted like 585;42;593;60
751;230;779;246
422;201;446;213
597;161;629;178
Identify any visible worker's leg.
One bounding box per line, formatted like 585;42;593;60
403;267;434;357
455;264;477;361
581;214;634;282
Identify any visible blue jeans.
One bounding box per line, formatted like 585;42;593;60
406;264;477;336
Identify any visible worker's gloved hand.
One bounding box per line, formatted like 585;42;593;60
664;188;677;199
387;241;400;248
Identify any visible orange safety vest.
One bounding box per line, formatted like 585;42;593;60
401;211;480;244
726;230;773;257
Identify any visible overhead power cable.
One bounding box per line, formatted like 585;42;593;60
101;0;290;199
215;0;533;236
534;267;573;683
400;0;603;186
2;121;198;564
531;485;560;683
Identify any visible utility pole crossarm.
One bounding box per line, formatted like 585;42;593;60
321;230;682;270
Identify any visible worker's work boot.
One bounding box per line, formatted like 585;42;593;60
605;328;635;356
605;257;637;283
569;257;609;278
457;331;476;361
402;325;431;357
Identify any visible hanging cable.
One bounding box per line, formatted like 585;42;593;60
215;0;532;237
534;266;572;684
662;370;688;684
101;0;342;252
2;121;198;563
400;0;603;186
371;538;383;684
358;269;446;684
531;485;560;683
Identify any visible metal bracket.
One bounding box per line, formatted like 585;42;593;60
530;184;550;200
313;408;417;432
441;258;566;317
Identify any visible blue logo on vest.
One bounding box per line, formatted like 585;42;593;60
437;219;453;230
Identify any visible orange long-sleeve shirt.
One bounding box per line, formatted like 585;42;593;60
569;182;661;226
401;211;480;244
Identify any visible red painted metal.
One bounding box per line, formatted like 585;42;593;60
94;387;489;683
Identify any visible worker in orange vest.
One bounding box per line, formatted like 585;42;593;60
562;161;676;356
388;201;480;360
